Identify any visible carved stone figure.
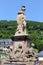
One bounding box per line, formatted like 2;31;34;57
15;6;27;35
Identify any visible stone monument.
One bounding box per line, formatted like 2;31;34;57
11;6;30;52
3;6;38;65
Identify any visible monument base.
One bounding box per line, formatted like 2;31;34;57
3;61;34;65
11;34;30;51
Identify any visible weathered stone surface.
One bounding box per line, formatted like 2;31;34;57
2;6;38;65
15;6;27;35
39;61;43;65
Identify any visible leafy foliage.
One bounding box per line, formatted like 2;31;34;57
26;21;43;51
0;20;43;51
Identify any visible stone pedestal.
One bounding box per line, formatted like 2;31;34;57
11;35;30;52
3;61;35;65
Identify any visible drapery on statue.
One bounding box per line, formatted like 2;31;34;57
15;6;27;35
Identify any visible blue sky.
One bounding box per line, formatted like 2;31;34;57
0;0;43;22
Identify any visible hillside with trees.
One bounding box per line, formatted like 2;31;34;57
0;20;43;51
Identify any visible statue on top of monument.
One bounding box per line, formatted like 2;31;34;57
15;6;27;35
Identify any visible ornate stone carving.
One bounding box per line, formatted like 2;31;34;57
15;6;27;35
